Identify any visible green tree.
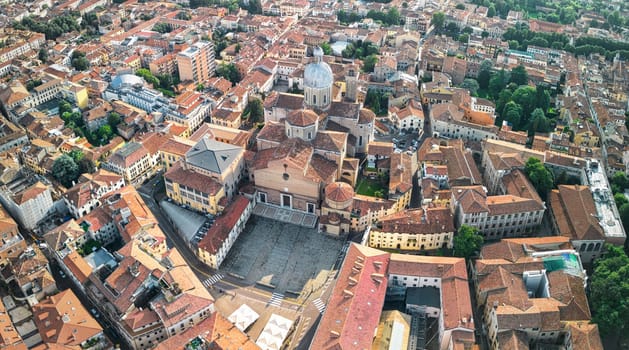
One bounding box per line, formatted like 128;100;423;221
524;157;554;200
108;112;121;128
247;98;263;123
38;48;48;62
477;59;493;89
460;78;479;95
52;154;80;188
455;3;465;9
614;193;628;208
611;171;629;192
385;7;400;25
216;63;241;85
589;245;629;342
503;101;523;128
431;12;445;30
453;225;483;259
510;65;528;86
320;42;332;55
458;33;469;43
529;108;550;133
78;157;95;174
535;85;550;111
362;54;378;73
512;85;537;123
487;5;496;17
488;69;508;99
71;51;89;71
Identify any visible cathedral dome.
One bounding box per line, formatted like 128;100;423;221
304;47;333;90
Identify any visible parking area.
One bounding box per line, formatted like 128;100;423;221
221;216;343;294
160;200;209;243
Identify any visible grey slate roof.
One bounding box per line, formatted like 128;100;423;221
185;136;243;174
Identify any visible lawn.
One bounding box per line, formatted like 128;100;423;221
356;176;387;197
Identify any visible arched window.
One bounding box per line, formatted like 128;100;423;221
313;95;316;104
587;243;594;252
594;243;601;251
323;94;327;103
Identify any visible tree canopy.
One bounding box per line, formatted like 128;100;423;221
216;63;242;85
52;154;80;188
453;225;483;259
590;245;629;344
431;12;445;30
524;158;553;200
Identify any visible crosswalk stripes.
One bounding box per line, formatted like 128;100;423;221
268;292;284;307
312;298;326;313
202;274;224;288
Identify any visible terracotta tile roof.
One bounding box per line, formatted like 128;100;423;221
501;169;542;202
198;196;250;254
164;161;223;196
325;182;354;203
311;244;389;350
108;142;148;168
268;92;304;110
487;152;524;171
368;142;394;159
103;256;153;314
32;289;102;346
257;122;287;144
306;154;338;182
123;308;160;332
62;251;92;284
286;109;318;127
496;330;529;349
152;292;213;328
44;220;85;251
154;312;260;350
12;181;48;205
389;152;413;195
378;207;455;235
453;186;489;213
312;130;347;154
388;254;474;335
159;138;194;157
550;185;604;241
565;322;604;350
548;271;591;321
0;291;26;349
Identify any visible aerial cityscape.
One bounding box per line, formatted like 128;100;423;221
0;0;627;349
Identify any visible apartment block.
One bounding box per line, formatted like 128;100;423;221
177;41;216;85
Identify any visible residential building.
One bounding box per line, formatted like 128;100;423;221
472;237;600;350
103;142;158;184
388;99;424;132
549;185;606;263
164;162;225;215
0;178;53;230
0;294;26;349
177;41;216;84
368;207;455;251
62;169;125;219
0;206;25;267
451;179;545;239
418;138;482;188
32;289;104;348
154;312;260;350
311;244;476;349
481;151;525;194
430;103;499;142
197;196;252;269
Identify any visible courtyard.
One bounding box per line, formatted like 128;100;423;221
221;216;343;294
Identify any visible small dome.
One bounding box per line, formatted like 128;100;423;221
110;74;145;90
304;49;333;89
325;182;354;203
286;109;318;127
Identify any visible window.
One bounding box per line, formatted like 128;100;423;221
307;202;315;214
258;192;267;203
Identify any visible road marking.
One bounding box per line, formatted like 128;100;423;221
268;292;284;307
312;298;326;313
202;274;224;287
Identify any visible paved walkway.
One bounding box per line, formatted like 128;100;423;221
253;203;317;228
